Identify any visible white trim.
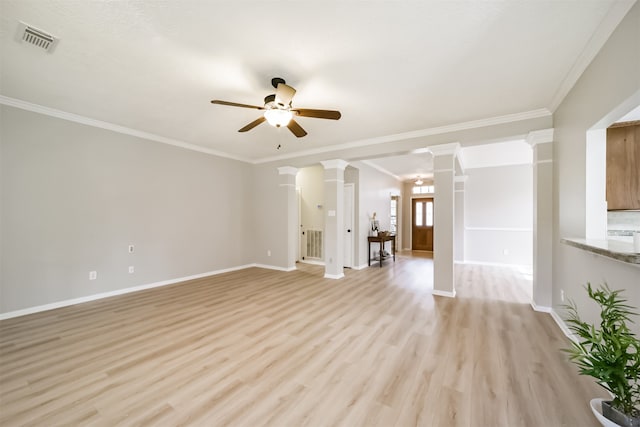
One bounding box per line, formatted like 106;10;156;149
324;273;345;280
454;189;465;193
454;175;468;183
434;168;455;173
255;109;551;164
300;259;326;266
461;260;532;269
352;263;369;270
320;159;349;170
279;183;295;187
428;142;461;157
465;226;532;232
462;161;533;171
530;301;552;313
432;289;456;298
359;160;401;181
550;308;578;343
548;1;635;111
0;263;257;320
0;95;555;166
253;264;296;272
534;159;553;165
277;166;298;176
324;178;344;183
0;95;250;163
526;128;554;146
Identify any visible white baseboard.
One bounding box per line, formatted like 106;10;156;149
351;263;369;270
432;289;456;298
253;264;296;272
462;260;532;269
530;301;552;313
0;263;257;320
324;273;345;280
550;308;578;343
299;259;325;266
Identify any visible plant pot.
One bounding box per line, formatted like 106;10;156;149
602;401;640;427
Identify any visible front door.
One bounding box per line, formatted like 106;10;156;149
412;198;434;251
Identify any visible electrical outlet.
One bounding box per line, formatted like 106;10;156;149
89;271;97;280
128;266;134;274
267;250;271;257
503;249;509;255
561;289;565;302
128;245;134;253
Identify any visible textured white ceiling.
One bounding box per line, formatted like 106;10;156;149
0;0;633;166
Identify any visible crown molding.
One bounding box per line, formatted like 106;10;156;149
0;95;251;163
358;160;401;181
428;142;461;157
548;1;636;112
526;128;554;146
2;94;553;166
277;166;298;175
254;108;551;164
320;159;349;170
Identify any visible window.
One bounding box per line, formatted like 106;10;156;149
390;197;398;233
412;185;434;194
415;202;423;226
426;201;433;226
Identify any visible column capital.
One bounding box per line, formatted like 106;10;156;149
428;142;461;157
454;175;468;183
526;128;554;147
277;166;298;176
320;159;349;170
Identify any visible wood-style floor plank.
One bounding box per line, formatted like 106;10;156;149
0;253;607;426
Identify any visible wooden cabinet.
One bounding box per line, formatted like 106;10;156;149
606;122;640;210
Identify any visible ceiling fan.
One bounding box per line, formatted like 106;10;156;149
211;77;341;138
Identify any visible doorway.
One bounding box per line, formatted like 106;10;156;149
412;198;434;251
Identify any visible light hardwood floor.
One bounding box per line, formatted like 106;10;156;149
0;253;607;426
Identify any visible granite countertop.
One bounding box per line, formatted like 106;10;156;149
561;238;640;265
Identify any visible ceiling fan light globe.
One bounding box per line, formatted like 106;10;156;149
264;109;293;127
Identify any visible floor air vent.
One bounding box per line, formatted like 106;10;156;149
17;22;58;52
305;230;323;259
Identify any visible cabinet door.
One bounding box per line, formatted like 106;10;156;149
607;124;640;210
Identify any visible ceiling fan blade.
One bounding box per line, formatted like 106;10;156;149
292;108;341;120
275;83;296;107
238;116;266;132
287;119;307;138
211;100;265;110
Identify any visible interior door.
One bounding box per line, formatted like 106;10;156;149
412;198;434;251
343;183;354;268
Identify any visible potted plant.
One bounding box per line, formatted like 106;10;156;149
564;283;640;427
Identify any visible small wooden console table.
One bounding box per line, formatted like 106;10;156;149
368;234;396;268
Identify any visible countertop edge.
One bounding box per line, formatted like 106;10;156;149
561;238;640;265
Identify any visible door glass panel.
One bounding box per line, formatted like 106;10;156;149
426;201;433;226
416;202;423;226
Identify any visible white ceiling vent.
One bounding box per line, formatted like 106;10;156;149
16;22;58;53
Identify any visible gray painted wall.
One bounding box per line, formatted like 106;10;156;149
1;105;252;313
553;2;640;335
465;164;533;266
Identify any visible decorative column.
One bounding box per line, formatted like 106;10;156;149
454;175;467;263
278;166;298;272
527;129;554;311
320;159;349;279
430;143;460;297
